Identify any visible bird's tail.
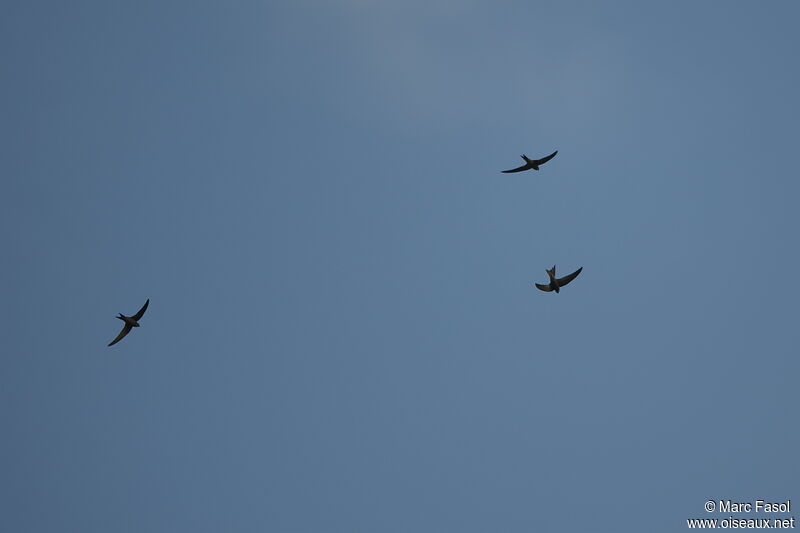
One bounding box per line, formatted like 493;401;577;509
547;265;556;279
521;154;531;162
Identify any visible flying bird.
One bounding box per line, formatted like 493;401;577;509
535;266;582;293
501;150;558;173
107;299;149;346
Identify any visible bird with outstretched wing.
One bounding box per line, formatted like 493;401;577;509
502;150;558;173
535;266;582;293
108;299;149;346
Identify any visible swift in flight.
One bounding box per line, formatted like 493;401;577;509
535;266;582;293
501;150;558;173
108;299;150;346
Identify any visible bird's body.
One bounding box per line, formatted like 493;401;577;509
524;156;540;170
502;150;558;173
108;299;149;346
117;315;140;328
535;265;582;293
546;267;559;293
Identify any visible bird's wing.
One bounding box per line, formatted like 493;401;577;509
108;324;133;346
556;267;582;287
132;299;149;320
535;282;554;292
534;150;558;165
501;164;531;173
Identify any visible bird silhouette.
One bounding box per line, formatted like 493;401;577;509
108;299;149;346
535;266;582;293
501;150;558;173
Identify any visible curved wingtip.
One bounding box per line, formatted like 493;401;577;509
133;299;150;320
501;164;530;173
556;266;583;287
536;150;558;165
108;325;132;347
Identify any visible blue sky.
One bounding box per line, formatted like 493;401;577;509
2;1;798;531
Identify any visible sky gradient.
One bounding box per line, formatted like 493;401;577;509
2;2;799;531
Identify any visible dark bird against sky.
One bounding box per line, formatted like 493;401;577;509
501;150;558;173
107;299;149;346
535;265;582;293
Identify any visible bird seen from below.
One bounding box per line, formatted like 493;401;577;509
501;150;558;173
535;266;582;293
107;299;149;346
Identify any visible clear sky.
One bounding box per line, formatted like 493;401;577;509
2;1;798;531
